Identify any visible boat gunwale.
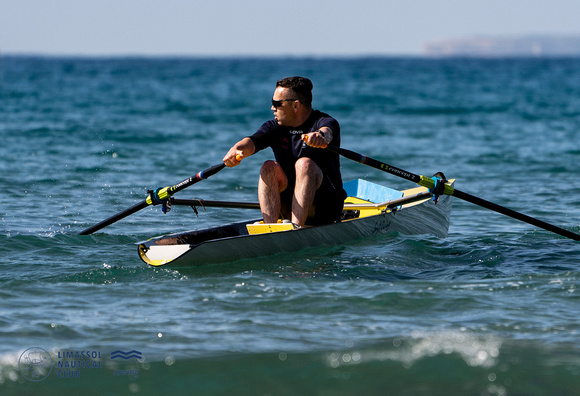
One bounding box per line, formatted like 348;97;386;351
138;189;438;250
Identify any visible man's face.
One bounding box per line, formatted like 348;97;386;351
271;87;298;127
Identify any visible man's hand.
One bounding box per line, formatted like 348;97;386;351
301;128;331;148
223;137;255;167
223;148;243;167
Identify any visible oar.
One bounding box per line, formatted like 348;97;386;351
78;160;235;235
325;144;580;241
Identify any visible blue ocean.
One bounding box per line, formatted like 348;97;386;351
1;56;579;395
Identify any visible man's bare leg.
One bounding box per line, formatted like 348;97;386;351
258;160;288;223
292;157;323;227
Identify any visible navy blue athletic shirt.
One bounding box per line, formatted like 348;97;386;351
249;110;343;191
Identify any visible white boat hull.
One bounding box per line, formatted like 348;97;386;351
138;180;453;267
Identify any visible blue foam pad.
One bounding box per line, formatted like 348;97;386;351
343;179;403;203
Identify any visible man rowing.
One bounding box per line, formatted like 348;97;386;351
223;76;346;227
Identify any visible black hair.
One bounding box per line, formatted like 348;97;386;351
276;76;313;107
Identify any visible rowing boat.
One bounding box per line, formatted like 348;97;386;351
79;146;579;244
137;178;454;267
138;179;453;267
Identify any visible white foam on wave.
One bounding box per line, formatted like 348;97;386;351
0;351;21;384
326;330;502;369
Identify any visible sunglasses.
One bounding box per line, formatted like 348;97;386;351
271;98;298;108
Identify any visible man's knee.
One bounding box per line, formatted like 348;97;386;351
295;157;316;173
260;160;280;176
260;160;288;191
295;157;322;181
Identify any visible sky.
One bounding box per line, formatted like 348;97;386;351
2;0;580;57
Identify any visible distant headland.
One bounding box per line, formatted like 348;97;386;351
423;35;580;57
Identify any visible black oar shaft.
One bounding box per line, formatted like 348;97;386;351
327;145;580;241
78;162;227;235
78;201;149;235
453;189;580;241
329;145;422;184
168;163;226;195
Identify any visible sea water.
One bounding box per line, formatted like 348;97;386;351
1;56;579;395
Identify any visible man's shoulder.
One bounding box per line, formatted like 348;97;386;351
255;119;281;134
312;110;340;131
312;110;334;119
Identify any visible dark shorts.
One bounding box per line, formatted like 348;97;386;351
280;175;346;226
